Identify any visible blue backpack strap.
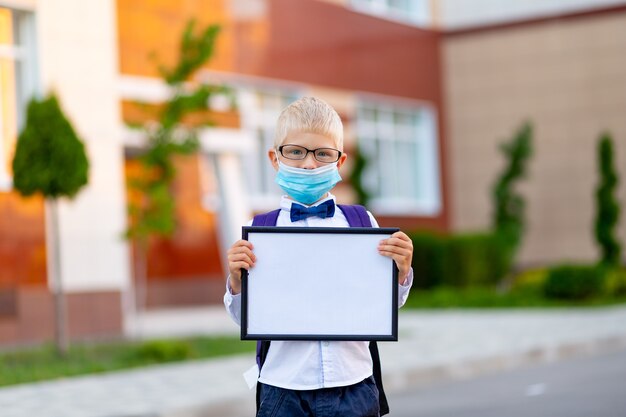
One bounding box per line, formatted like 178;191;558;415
252;209;281;227
369;340;389;415
337;204;372;227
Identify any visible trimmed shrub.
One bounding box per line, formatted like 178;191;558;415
12;94;89;198
511;268;548;296
408;232;448;288
594;133;622;267
133;340;192;362
603;268;626;296
408;231;511;289
491;122;533;261
544;264;606;300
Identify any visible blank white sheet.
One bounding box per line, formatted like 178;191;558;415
243;228;396;339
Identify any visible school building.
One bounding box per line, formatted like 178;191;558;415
1;0;625;345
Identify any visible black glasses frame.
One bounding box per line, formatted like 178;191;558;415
278;144;342;163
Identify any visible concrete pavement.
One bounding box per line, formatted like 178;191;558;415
2;305;626;417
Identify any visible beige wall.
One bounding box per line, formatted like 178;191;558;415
436;0;626;30
444;12;626;265
37;0;131;292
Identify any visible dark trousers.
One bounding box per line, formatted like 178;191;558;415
257;376;380;417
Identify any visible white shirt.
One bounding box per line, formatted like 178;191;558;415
223;194;414;390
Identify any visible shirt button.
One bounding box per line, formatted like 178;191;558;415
323;341;330;347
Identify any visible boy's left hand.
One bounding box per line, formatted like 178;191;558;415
378;231;413;285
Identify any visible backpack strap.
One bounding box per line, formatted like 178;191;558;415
337;204;372;227
255;340;271;411
369;340;390;415
252;209;281;227
252;205;390;415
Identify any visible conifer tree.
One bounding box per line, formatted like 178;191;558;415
594;133;621;267
491;122;533;266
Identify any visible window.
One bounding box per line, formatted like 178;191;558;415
351;0;432;27
356;99;441;216
0;7;37;191
238;88;300;210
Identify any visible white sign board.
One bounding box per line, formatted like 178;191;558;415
241;227;399;341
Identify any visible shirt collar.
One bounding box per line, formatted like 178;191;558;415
280;193;337;212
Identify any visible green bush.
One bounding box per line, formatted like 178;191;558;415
133;340;193;362
404;286;551;309
408;232;447;288
511;268;547;296
603;268;626;296
544;264;606;300
408;231;511;289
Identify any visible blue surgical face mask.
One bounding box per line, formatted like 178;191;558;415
275;161;342;205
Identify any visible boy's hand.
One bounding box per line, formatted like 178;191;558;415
378;231;413;285
227;240;256;295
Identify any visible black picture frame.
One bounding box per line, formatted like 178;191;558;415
241;226;399;341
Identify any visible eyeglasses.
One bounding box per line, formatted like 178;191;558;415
278;144;342;163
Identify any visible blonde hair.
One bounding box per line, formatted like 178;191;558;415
274;97;344;149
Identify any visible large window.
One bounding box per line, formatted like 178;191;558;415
356;99;441;216
0;6;44;301
351;0;432;27
238;88;300;210
0;7;37;191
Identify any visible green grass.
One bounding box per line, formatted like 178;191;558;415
0;336;255;387
403;286;626;309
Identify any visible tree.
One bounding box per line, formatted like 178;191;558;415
125;20;232;321
12;93;89;355
349;144;371;207
594;133;621;267
491;122;533;268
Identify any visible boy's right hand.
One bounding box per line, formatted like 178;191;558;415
227;240;256;295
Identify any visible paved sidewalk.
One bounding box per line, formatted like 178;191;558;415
2;306;626;417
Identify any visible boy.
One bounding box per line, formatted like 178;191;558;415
224;97;413;417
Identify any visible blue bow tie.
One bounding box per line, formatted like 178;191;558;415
290;200;336;222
